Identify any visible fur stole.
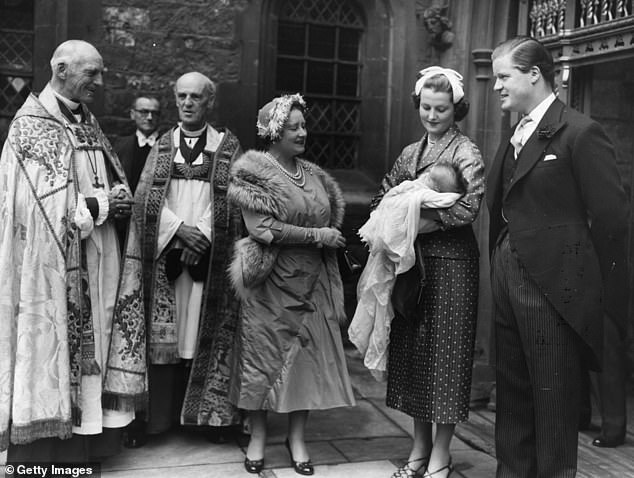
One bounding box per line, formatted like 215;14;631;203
227;149;345;301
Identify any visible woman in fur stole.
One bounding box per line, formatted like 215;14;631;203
227;94;355;475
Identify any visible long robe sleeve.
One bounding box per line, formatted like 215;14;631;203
157;202;183;258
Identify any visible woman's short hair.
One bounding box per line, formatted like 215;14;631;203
411;73;470;122
492;36;556;91
289;101;306;115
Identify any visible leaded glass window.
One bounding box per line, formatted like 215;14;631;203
276;0;364;169
0;0;34;120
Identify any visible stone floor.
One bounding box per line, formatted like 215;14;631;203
455;382;634;478
0;346;496;477
3;346;632;477
93;345;497;477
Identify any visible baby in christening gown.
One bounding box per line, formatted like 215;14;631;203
348;163;465;380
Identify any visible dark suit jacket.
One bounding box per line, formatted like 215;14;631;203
114;133;152;194
487;99;630;370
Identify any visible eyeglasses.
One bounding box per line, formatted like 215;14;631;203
133;109;160;117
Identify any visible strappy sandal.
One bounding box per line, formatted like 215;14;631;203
423;460;453;477
390;457;430;478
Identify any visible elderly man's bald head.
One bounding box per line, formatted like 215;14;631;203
174;72;216;131
50;40;102;72
50;40;104;103
174;72;216;99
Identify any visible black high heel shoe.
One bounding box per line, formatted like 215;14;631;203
243;457;264;474
591;434;625;448
285;438;314;475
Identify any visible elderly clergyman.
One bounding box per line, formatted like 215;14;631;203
135;72;244;443
0;40;146;463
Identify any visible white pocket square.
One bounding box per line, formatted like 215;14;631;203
543;154;558;161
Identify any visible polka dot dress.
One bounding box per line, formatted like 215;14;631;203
386;255;479;423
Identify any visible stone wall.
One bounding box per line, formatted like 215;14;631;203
96;0;250;140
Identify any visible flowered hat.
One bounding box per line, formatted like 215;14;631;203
256;93;306;141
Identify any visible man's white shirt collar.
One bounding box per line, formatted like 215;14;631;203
527;93;557;128
516;93;557;148
136;129;158;147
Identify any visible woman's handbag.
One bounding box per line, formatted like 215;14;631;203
391;240;426;317
338;248;363;280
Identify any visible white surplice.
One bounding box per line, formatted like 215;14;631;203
41;86;134;434
155;126;223;359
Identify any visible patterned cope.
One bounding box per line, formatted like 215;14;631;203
0;92;146;451
135;126;244;427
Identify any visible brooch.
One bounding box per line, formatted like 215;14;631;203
537;125;556;139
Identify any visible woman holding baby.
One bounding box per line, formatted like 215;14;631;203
373;67;485;478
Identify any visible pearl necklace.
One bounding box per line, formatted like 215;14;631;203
264;152;306;188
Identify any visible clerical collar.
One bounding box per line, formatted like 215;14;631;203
52;90;81;111
179;128;207;164
179;124;207;138
53;90;84;124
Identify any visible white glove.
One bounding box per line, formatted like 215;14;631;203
314;227;346;248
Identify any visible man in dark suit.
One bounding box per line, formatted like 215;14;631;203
115;95;161;193
488;36;630;477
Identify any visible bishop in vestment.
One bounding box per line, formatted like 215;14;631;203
135;72;244;440
0;40;145;463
